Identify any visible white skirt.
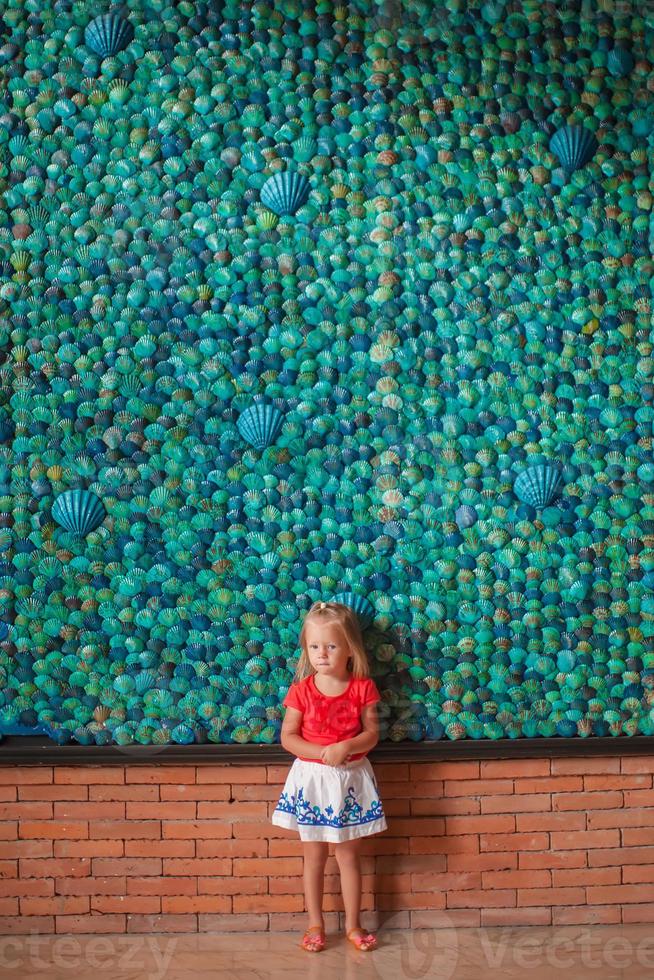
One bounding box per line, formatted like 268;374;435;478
271;756;387;843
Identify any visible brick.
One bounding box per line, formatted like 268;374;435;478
0;878;53;898
621;757;654;775
448;888;516;908
160;784;231;801
19;786;88;801
482;869;551;889
55;877;126;896
622;904;654;923
585;774;651;791
201;876;267;896
199;913;268;932
410;796;479;817
448;851;517;873
90;785;159;801
379;891;446;911
128;877;197;896
164;858;231;876
21;896;90;916
481;759;550;778
90;820;160;839
233;857;302;876
588;883;654;904
553;791;623;811
163;896;231;913
0;899;17;915
197;765;267;784
514;776;582;793
377;855;449;874
588;808;652;830
445;814;514;835
623;864;654;883
54;840;123;858
624;789;654;806
92;858;161;877
520;850;586;870
124;840;194;858
622;828;654;846
518;886;586;906
481;793;551;814
127;913;198;933
0;840;51;859
550;829;620;849
55;913;126;933
444;778;513;797
0;803;52;820
516;811;585;832
54;768;125;785
20;858;89;878
552;904;622;925
162;820;232;840
481;906;552;926
0;769;52;785
54;802;125;819
197;839;267;858
589;846;654;867
412;871;481;892
92;896;161;914
197;802;268;819
0;915;54;934
552;866;620;886
233;894;303;913
125;802;196;819
411;908;479;928
481;832;549;852
19;821;88;840
551;757;620;775
410;835;478;855
0;823;17;841
410;761;480;781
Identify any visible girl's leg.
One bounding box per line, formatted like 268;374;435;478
333;837;364;934
303;840;329;928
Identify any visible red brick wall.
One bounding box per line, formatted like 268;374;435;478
0;754;652;934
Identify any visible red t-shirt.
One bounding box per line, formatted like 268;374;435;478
283;675;381;763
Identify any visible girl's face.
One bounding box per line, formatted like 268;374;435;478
305;621;351;678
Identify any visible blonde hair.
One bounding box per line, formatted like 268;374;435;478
293;601;370;682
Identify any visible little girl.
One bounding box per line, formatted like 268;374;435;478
271;600;387;953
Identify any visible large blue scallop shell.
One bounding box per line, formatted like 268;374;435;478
549;125;598;172
237;403;284;449
84;13;134;58
332;593;376;630
260;172;310;216
52;489;106;536
514;464;563;509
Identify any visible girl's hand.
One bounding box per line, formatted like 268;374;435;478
321;743;352;767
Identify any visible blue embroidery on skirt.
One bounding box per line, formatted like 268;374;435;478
275;784;384;828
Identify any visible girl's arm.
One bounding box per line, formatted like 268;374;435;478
280;706;325;760
339;702;380;756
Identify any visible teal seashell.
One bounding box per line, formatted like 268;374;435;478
52;490;106;536
514;464;563;510
84;13;134;58
237;402;284;449
260;172;310;216
331;593;375;630
549;126;598;173
607;48;634;78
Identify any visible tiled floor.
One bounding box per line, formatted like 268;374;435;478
1;923;653;979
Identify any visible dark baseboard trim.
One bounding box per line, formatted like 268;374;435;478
0;735;652;765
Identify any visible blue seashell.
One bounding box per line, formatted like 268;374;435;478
237;402;284;449
514;464;563;510
455;504;478;529
331;593;375;630
260;172;310;216
84;13;134;58
607;48;634;78
52;490;106;536
549;125;598;172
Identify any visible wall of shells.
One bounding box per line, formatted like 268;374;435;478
0;0;653;747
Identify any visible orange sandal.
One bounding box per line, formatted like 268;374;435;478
300;924;326;952
346;927;377;951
